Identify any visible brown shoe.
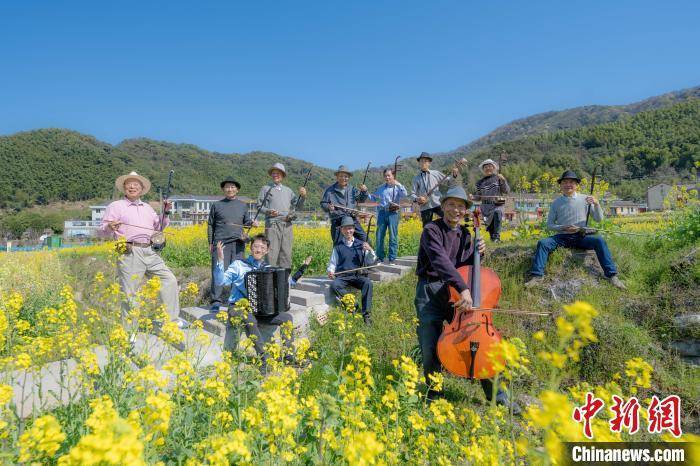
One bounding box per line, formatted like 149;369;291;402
609;275;626;290
524;276;544;288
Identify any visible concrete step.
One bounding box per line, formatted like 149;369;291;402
369;271;399;282
392;258;417;267
292;281;327;294
375;264;407;274
289;289;326;307
180;306;227;337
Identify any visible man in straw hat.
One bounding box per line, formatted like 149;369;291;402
208;177;258;310
257;162;307;270
473;158;510;242
100;171;187;328
524;170;625;289
411;152;460;226
327;216;377;325
320;165;369;244
414;185;519;411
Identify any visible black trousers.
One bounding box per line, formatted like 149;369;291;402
330;216;367;244
414;277;503;401
420;206;443;227
210;240;246;305
486;209;503;241
330;275;373;318
227;305;294;358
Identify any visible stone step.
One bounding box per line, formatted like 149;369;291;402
292;281;327;294
369;271;399;282
392;258;417;267
180;306;227;337
289;289;326;307
374;264;404;274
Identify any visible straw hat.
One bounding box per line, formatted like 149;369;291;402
115;172;151;195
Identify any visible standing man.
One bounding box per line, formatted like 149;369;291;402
370;168;408;264
257;163;307;270
524;170;626;289
208;177;258;310
320;165;369;244
327;216;377;325
414;185;516;409
473;158;510;242
101;171;185;327
411;152;459;226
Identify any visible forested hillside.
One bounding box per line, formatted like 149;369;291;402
433;99;700;200
1;95;699;210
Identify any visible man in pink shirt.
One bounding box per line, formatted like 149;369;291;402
101;171;185;327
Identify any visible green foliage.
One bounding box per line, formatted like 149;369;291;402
438;100;700;201
665;205;700;247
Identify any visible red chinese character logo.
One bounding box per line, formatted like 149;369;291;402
573;392;605;439
609;395;640;434
648;395;682;437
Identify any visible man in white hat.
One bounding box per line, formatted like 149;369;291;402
473;158;510;242
100;172;185;327
257;162;307;270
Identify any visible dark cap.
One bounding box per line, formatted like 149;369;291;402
416;152;433;162
557;170;581;183
220;178;241;189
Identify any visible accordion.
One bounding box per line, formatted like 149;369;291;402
244;268;289;318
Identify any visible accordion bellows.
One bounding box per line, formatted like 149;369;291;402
244;268;289;317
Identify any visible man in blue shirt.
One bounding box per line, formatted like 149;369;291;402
370;168;408;263
214;235;312;364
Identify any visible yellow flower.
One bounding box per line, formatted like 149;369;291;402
427;372;444;392
624;357;653;392
18;414;66;462
0;384;13;405
343;431;384;465
58;396;145;465
15;352;31;369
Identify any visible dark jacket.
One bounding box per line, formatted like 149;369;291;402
320;183;368;220
207;198;253;245
415;218;475;293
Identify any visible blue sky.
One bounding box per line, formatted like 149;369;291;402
1;0;699;169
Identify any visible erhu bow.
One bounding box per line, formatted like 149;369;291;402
152;170;174;252
389;156;402;212
286;167;312;221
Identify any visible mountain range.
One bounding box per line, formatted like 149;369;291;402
1;86;698;211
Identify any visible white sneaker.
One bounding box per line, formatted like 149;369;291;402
609;276;626;290
174;318;190;329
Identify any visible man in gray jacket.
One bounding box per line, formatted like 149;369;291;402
257;162;307;269
411;152;459;226
524;170;625;289
320;165;369;244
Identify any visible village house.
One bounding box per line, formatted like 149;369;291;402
646;183;698;211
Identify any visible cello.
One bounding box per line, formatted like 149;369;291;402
436;207;504;380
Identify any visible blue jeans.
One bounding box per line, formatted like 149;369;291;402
414;278;504;401
376;210;399;261
529;233;618;278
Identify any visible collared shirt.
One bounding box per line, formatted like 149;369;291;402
100;198;168;242
547;192;603;232
327;238;377;274
214;255;268;304
370;182;408;211
411;170;449;211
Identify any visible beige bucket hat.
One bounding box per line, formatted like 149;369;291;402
116;171;151;195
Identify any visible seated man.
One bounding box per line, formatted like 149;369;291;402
327;216;377;325
525;170;625;289
214;234;312;365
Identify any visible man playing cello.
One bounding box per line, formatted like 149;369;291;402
414;185;517;410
